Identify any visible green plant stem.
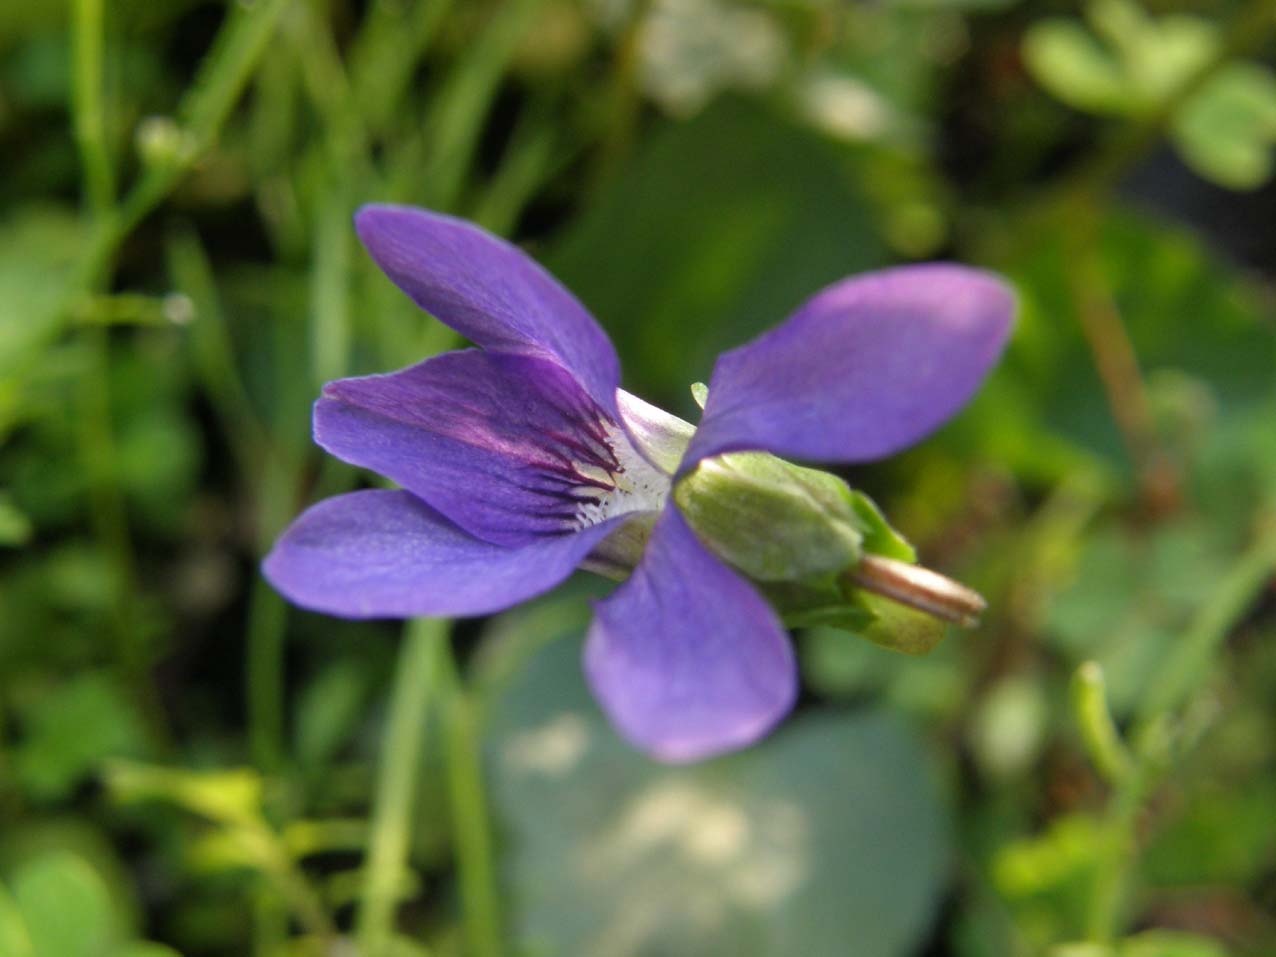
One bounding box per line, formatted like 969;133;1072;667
414;0;548;210
1138;515;1276;723
234;822;338;941
1071;661;1130;786
357;618;447;957
72;0;113;216
69;0;289;297
439;643;504;957
1086;515;1276;942
1086;729;1157;943
70;0;148;688
246;577;288;773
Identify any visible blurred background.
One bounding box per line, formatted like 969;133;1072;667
2;0;1275;955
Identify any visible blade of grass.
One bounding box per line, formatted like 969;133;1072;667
357;618;448;957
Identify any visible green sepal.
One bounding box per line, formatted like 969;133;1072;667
675;451;865;582
843;589;949;656
763;578;877;632
847;489;916;562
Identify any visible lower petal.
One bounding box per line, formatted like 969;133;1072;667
584;507;797;763
263;490;616;619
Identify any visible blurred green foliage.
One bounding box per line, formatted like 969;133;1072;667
1;1;1275;956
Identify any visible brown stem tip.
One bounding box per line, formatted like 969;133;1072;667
846;554;988;628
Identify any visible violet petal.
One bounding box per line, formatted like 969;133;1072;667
355;204;620;415
263;489;619;619
314;350;668;548
682;264;1015;471
584;507;797;763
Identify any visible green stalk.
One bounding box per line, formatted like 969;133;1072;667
440;643;504;957
357;618;448;957
246;577;288;774
1085;515;1276;942
1138;517;1276;723
71;0;290;295
72;0;114;216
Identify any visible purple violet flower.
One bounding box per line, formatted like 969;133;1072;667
264;205;1014;763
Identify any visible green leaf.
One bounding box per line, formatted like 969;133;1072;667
0;491;33;547
293;658;371;770
487;607;951;957
991;209;1276;477
112;945;183;957
0;886;33;957
1119;930;1228;957
11;851;120;957
1022;20;1130;115
848;490;916;563
1173;62;1276;190
13;672;150;801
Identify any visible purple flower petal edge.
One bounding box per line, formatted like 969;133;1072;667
263;489;621;620
355;204;621;417
584;506;797;763
682;263;1015;472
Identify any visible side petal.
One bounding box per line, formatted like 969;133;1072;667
682;264;1015;471
263;490;618;619
584;507;797;763
314;350;669;548
355;204;620;415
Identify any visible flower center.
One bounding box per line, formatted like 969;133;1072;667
533;414;670;532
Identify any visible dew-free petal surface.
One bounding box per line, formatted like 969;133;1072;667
683;264;1015;470
584;507;797;763
263;490;618;619
314;350;667;548
355;204;620;415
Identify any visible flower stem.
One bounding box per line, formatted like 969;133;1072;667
439;642;504;957
357;618;447;957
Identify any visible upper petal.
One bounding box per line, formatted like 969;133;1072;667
355;204;621;415
263;489;619;619
314;350;669;548
584;507;797;763
681;264;1015;471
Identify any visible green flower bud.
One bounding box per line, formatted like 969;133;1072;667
675;450;866;583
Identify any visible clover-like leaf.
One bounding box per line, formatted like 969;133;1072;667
1173;62;1276;189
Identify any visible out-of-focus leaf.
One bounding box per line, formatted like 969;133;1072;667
113;946;183;957
0;492;33;546
0;885;33;957
487;597;950;957
106;762;264;828
1143;780;1276;886
1023;3;1217;118
0;207;83;431
993;209;1276;475
1044;518;1232;714
10;851;120;957
13;672;150;801
550;98;884;413
1173;62;1276;190
294;658;371;770
1119;930;1227;957
993;815;1105;898
1022;20;1129;115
